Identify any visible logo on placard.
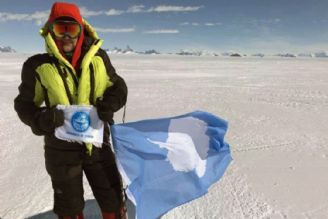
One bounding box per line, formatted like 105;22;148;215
71;111;90;132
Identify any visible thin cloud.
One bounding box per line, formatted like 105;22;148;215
105;9;124;16
180;22;222;26
205;22;222;26
0;12;29;22
0;7;106;24
180;22;189;26
0;10;49;25
249;18;281;25
205;23;215;26
127;5;146;13
30;11;49;20
0;4;204;26
148;5;203;12
95;27;136;33
114;4;204;15
144;29;179;34
0;7;105;24
80;7;104;17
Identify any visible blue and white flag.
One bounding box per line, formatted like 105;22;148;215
111;111;232;219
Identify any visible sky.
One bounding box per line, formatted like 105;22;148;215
0;0;328;54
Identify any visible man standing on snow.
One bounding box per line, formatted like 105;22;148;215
14;2;127;219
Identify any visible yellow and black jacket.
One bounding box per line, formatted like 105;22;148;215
14;20;127;150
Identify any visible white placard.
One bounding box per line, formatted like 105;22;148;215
55;105;104;147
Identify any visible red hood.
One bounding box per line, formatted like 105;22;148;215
47;2;84;69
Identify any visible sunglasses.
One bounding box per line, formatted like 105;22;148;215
50;20;82;39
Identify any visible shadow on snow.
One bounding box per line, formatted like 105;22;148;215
26;199;136;219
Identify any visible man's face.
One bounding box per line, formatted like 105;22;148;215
51;19;81;53
56;36;78;53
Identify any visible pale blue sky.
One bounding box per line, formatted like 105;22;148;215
0;0;327;54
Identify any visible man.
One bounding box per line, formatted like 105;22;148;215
14;2;127;219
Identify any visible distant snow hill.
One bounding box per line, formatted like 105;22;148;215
106;45;160;55
0;46;16;53
176;49;219;56
106;46;221;56
276;52;328;58
276;53;297;58
107;45;138;55
314;51;328;58
90;44;328;58
298;53;315;58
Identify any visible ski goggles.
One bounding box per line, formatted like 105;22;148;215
50;20;82;39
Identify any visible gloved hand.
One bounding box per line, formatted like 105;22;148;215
37;107;65;133
96;97;114;125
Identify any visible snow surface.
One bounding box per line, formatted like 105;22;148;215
1;53;328;219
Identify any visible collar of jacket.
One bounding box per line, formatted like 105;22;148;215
39;19;104;75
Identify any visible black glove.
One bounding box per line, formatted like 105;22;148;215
96;97;114;125
36;107;65;133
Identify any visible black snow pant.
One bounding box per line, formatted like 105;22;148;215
44;143;124;216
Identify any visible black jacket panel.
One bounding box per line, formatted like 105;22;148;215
14;54;53;135
96;48;128;112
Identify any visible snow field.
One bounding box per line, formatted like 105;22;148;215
1;53;328;218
